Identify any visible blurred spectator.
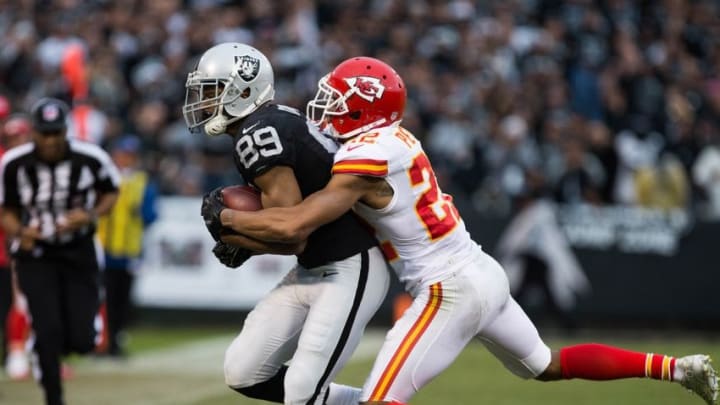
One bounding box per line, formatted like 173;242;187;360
2;114;31;148
0;114;32;381
66;98;110;145
635;154;691;210
553;135;606;205
613;129;665;204
96;135;158;358
480;114;542;212
693;131;720;219
0;96;10;121
0;106;16;371
584;121;618;203
0;0;716;220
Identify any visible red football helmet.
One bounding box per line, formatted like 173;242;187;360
307;57;406;140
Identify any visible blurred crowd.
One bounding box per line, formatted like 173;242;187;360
1;0;720;219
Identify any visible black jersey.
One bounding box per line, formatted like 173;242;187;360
230;104;376;268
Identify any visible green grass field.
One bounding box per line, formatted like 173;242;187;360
1;326;718;405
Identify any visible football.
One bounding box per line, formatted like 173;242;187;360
221;185;262;211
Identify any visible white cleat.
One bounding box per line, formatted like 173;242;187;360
676;355;719;405
5;349;30;381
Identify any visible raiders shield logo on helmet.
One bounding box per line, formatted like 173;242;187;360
344;76;386;103
235;55;260;82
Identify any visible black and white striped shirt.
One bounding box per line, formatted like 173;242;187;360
0;140;120;245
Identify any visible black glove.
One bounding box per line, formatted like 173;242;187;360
212;241;251;268
201;187;225;241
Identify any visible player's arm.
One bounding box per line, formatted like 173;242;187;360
1;164;41;249
220;173;373;243
0;206;23;239
222;165;307;254
220;233;301;255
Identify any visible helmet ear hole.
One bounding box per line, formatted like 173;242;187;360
349;110;362;120
240;88;251;99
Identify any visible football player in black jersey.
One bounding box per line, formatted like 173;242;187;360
182;42;390;405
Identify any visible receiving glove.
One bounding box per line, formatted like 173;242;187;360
201;187;225;241
212;241;251;268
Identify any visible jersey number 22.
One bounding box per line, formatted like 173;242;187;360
408;153;460;240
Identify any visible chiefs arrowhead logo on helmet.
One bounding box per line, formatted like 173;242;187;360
345;76;385;103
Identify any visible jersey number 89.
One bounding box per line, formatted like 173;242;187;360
236;126;284;169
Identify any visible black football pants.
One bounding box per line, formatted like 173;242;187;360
0;265;11;364
15;237;100;405
104;266;134;355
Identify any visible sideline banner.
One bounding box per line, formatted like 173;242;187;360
136;198;720;323
464;202;720;324
133;197;296;310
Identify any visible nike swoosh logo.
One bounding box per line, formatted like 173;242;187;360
242;122;262;134
322;271;338;278
346;144;364;151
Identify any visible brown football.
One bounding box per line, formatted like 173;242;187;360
221;185;262;211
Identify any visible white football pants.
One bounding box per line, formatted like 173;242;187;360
225;247;389;405
361;247;551;403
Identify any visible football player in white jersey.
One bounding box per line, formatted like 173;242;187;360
217;57;718;405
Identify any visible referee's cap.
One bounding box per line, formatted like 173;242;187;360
31;97;69;133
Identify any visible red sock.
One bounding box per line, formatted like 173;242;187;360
560;343;676;381
6;305;30;343
388;402;407;405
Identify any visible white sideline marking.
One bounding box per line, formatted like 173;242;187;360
79;329;386;376
0;329;388;405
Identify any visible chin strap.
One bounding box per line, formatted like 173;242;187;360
204;113;245;136
204;115;228;136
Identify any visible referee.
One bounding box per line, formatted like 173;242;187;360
0;98;119;405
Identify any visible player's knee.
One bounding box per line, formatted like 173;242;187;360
283;365;321;404
504;343;554;380
224;356;254;387
228;365;288;403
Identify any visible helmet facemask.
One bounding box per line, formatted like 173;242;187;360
183;71;250;135
183;76;221;132
307;75;388;140
306;75;350;137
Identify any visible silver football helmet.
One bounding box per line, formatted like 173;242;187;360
183;42;275;136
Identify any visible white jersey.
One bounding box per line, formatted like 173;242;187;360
332;125;477;291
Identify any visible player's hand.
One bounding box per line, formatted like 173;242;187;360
56;208;94;233
18;225;41;251
11;225;41;258
212;241;251;268
201;187;225;241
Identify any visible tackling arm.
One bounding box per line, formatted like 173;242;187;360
220;232;303;255
220;173;373;243
222;166;307;254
